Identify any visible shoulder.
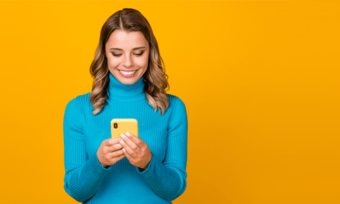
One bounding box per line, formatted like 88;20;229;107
65;92;91;112
166;93;185;104
166;94;188;126
166;93;186;110
64;92;91;124
76;92;91;105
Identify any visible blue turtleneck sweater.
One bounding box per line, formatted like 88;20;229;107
63;72;188;203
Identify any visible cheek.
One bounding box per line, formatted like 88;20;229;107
136;55;149;67
107;57;120;67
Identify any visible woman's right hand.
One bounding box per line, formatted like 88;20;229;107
97;138;125;168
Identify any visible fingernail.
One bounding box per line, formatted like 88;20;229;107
120;139;124;144
121;133;125;138
126;132;131;136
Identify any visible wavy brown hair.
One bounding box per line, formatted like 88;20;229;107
89;8;170;115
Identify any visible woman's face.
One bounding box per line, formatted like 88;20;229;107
105;29;149;85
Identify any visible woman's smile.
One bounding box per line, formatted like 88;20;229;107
118;69;138;78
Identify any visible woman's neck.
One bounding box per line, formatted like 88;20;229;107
106;72;146;102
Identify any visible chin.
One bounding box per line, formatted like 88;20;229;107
118;76;138;85
121;80;136;85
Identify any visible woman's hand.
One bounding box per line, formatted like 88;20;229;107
119;132;152;170
97;137;125;168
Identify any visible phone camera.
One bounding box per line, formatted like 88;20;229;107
113;123;118;129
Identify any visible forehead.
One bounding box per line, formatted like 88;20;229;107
106;30;148;48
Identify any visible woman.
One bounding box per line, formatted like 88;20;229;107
63;8;188;203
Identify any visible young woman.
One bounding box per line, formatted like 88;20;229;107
63;8;188;203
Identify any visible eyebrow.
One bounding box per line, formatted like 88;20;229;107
110;47;146;51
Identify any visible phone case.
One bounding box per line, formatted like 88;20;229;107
111;118;138;139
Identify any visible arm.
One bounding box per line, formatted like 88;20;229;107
135;96;188;201
63;97;113;202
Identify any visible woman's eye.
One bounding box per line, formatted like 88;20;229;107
111;51;144;57
134;51;144;56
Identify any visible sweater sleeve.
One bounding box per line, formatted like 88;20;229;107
63;96;113;202
135;96;188;201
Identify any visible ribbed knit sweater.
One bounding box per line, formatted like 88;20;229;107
63;72;188;203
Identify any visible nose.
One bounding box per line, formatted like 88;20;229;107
123;54;133;68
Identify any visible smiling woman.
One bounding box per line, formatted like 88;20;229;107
63;8;188;204
105;30;149;82
89;8;170;116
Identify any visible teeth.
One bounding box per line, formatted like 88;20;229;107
120;70;136;75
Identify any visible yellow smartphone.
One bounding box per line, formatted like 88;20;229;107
111;118;138;139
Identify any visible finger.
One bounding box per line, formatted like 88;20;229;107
108;149;125;159
125;132;143;147
105;143;123;154
122;147;135;162
120;139;138;159
120;133;141;153
111;154;125;163
110;143;123;152
106;138;121;146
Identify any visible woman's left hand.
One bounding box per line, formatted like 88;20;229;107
119;132;152;170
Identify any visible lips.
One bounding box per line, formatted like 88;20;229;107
118;69;138;78
119;69;137;72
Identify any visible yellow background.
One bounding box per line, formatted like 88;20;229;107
0;1;339;203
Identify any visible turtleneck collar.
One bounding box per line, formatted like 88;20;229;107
106;72;146;102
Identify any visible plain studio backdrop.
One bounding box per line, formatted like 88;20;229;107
0;0;339;203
